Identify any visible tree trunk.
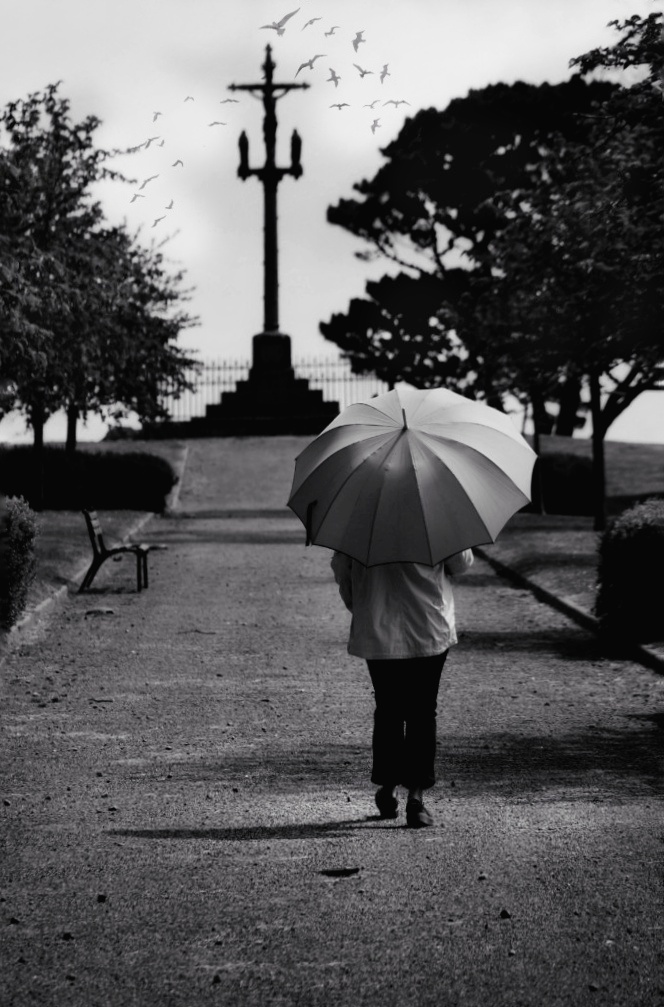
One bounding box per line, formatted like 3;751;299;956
589;369;606;532
66;403;79;454
529;392;546;515
31;400;46;512
554;378;583;437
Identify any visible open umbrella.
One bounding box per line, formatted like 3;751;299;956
287;386;537;566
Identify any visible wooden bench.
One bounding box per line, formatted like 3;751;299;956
79;510;166;593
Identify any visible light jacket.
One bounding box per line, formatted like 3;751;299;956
330;549;474;660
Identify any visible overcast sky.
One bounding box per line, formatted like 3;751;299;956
1;0;661;441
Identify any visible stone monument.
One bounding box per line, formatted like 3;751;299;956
191;45;338;435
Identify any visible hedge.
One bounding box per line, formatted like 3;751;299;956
0;446;177;512
533;451;594;516
0;495;40;631
595;497;664;643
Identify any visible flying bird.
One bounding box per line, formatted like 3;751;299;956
184;96;194;102
152;216;165;228
209;121;227;126
371;119;381;134
363;100;380;109
295;54;326;76
172;159;184;167
353;64;373;78
325;26;340;37
144;136;160;148
302;17;322;29
260;8;299;36
327;69;341;87
330;102;350;110
380;64;390;84
129;194;145;203
384;99;411;107
138;174;159;190
152;111;162;122
352;31;365;52
220;98;240;104
165;200;174;209
158;139;165;147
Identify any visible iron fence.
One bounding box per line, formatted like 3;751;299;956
161;357;389;420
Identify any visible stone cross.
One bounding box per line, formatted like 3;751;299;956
228;45;308;374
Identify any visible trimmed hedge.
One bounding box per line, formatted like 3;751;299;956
595;497;664;643
0;446;177;512
535;452;594;516
0;496;40;631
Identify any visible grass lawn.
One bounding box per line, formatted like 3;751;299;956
538;435;664;510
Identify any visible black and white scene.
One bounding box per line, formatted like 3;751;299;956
1;0;663;1004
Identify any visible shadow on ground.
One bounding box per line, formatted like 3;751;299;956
440;714;663;801
460;627;602;661
109;817;399;843
119;714;663;803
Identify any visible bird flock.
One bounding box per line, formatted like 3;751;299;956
261;7;410;134
121;6;411;229
121;91;236;230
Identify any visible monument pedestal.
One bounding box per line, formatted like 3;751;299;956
187;333;338;436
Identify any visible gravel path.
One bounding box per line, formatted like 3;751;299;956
2;439;663;1006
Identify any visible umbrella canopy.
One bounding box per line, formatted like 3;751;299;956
287;386;537;567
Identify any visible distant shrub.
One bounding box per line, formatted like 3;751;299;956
0;496;40;631
595;497;664;643
0;446;177;512
538;452;594;516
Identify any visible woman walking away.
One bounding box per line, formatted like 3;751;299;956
331;549;473;828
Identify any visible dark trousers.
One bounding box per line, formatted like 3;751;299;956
367;652;448;791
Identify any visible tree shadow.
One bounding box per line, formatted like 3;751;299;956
73;585;138;596
120;712;663;806
512;554;596;573
132;531;303;546
460;627;603;661
440;714;663;801
457;573;502;588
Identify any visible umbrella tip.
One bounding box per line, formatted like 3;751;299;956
402;408;408;430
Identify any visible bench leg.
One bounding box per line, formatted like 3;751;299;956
79;558;103;593
143;553;149;590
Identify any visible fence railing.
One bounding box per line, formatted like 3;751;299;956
161;357;389;421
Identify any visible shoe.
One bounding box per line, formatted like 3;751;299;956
375;787;398;819
406;798;434;828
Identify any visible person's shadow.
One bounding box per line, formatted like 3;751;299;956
110;815;404;843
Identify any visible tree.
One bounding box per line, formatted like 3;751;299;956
56;224;199;451
321;270;471;391
0;82;198;459
485;13;664;527
0;83;123;446
322;77;615;429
